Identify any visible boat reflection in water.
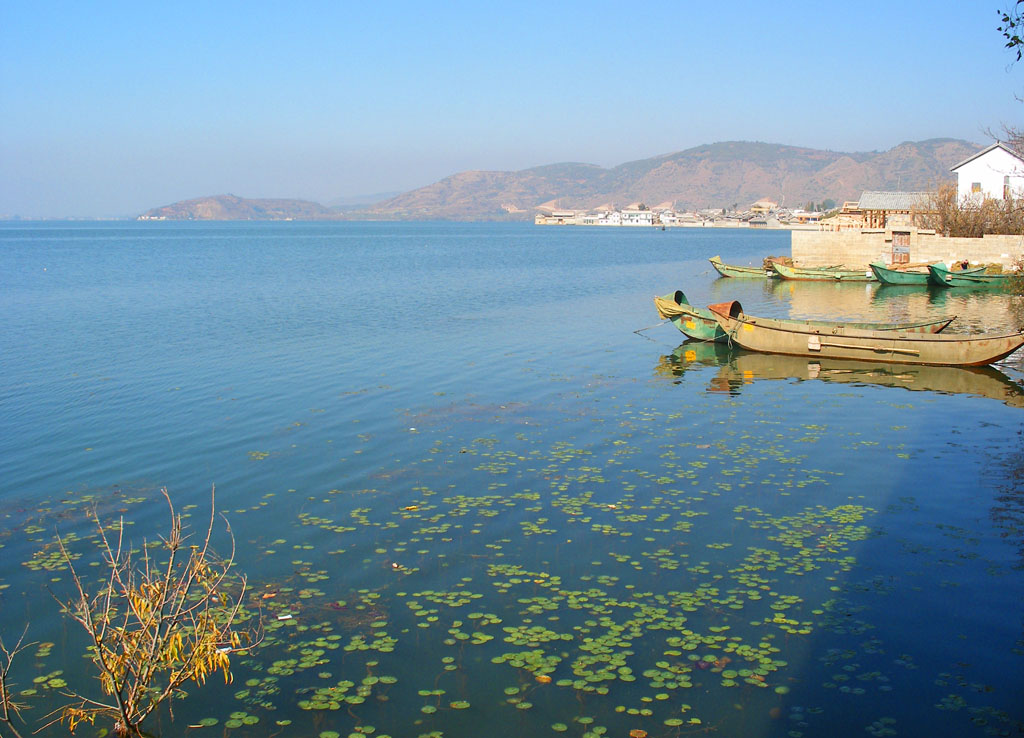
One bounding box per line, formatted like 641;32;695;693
657;342;1024;407
870;283;950;308
654;340;734;380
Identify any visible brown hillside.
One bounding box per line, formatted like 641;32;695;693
138;139;981;221
363;139;978;219
139;194;339;220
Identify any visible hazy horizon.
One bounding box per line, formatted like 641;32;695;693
2;1;1020;218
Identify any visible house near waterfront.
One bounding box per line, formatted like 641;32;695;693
822;201;865;232
621;209;655;226
534;210;581;225
950;141;1024;201
857;191;929;229
579;211;621;226
750;199;777;214
791;210;823;225
793;141;1024;270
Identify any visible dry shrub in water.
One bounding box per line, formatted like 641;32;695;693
55;486;260;736
0;628;31;738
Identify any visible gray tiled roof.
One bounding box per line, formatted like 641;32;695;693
858;191;930;210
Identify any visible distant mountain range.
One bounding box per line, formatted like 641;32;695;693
137;138;979;221
138;193;337;221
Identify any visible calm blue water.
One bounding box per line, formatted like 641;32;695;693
1;222;1022;738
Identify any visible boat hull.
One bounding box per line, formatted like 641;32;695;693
654;292;726;341
871;262;985;286
708;255;772;279
707;300;1024;367
927;264;1016;289
869;262;930;285
655;292;954;343
773;263;876;282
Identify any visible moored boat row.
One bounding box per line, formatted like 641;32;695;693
869;261;1006;288
712;254;1019;289
711;255;877;282
669;252;1024;368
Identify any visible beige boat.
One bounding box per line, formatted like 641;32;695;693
707;300;1024;367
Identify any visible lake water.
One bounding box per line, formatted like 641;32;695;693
1;221;1022;738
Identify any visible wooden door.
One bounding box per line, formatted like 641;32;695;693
892;231;910;264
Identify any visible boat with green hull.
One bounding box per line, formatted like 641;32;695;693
870;262;986;285
772;262;876;282
707;300;1024;366
654;291;955;343
708;255;774;278
927;263;1019;289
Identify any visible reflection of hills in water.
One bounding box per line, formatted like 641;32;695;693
657;342;1024;407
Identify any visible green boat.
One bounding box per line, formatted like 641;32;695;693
654;291;956;343
772;262;876;282
870;262;984;286
654;291;726;341
927;263;1018;289
709;255;773;278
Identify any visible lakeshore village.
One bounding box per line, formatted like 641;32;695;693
536;141;1024;273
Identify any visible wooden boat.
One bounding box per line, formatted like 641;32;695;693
927;263;1018;289
772;263;876;282
869;262;983;286
708;255;773;279
654;291;955;343
707;300;1024;366
654;291;723;341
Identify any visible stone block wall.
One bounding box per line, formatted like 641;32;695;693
791;230;1024;269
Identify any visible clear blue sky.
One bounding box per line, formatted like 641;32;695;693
1;0;1021;217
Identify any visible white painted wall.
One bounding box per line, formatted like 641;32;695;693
954;146;1024;201
620;210;654;226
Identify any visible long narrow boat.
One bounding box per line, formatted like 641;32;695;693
708;255;774;279
654;291;955;343
869;262;983;286
772;262;876;282
927;263;1017;289
707;300;1024;366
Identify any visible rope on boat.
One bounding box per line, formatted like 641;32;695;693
634;320;668;334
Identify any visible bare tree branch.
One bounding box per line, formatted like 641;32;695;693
54;486;261;736
0;625;33;738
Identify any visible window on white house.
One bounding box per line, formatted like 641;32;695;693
972;182;982;194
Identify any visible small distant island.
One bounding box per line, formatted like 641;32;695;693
137;194;341;221
136;139;978;222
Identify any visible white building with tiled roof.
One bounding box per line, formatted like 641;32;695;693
950;142;1024;201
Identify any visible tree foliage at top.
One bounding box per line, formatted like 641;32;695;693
1000;0;1024;61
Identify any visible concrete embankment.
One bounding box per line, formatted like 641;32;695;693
792;229;1024;269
